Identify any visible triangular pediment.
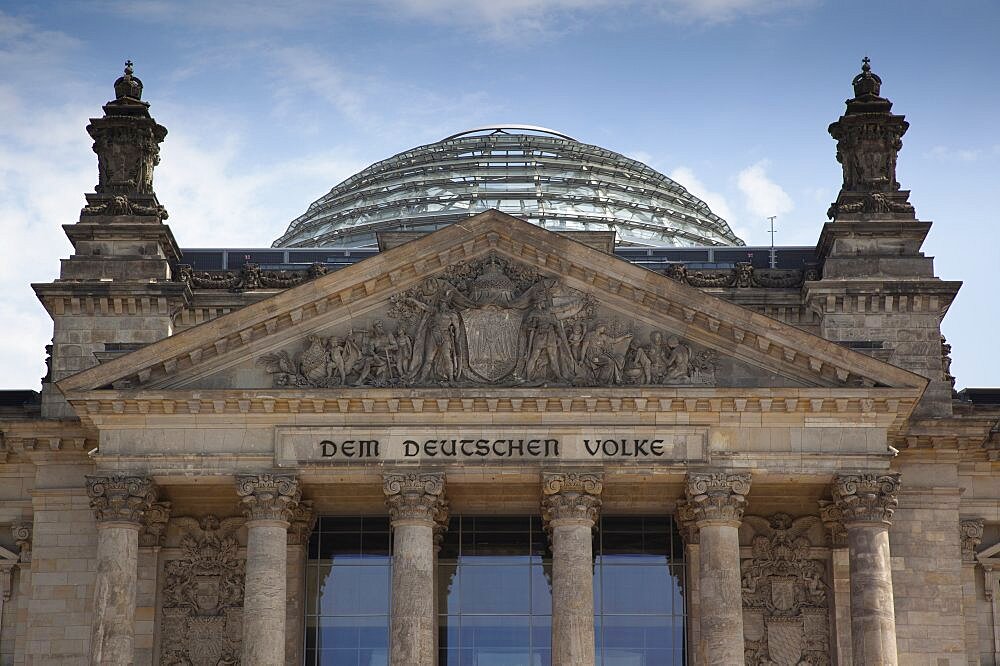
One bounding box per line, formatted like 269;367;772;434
58;210;926;399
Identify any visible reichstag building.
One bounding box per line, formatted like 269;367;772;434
2;58;998;666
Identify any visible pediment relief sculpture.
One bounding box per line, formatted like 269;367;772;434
257;253;717;388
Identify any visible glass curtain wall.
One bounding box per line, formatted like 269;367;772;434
438;516;552;666
594;517;687;665
305;517;392;666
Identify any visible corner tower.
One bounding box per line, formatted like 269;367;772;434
806;58;961;416
32;62;189;416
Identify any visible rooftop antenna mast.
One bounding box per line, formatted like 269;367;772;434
767;216;777;269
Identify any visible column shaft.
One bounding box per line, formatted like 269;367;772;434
542;472;602;666
550;520;596;665
85;474;157;666
237;474;301;666
384;472;447;666
833;473;901;666
391;521;437;665
698;521;744;663
244;522;290;664
680;471;750;665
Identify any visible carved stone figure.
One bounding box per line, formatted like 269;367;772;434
160;515;245;665
257;254;718;388
742;513;830;666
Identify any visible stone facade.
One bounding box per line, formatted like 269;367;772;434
1;58;998;666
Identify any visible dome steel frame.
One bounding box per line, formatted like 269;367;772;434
273;128;745;249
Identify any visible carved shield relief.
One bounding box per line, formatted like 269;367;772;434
463;305;522;381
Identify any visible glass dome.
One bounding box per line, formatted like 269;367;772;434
272;125;744;248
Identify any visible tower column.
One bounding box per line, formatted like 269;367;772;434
384;472;448;666
236;474;301;666
85;475;157;666
832;473;901;666
679;471;751;664
542;472;603;666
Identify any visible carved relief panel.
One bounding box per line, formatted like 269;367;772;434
741;513;831;666
159;516;245;665
257;253;718;388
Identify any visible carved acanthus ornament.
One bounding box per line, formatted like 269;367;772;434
160;515;245;665
11;521;32;563
287;500;317;546
831;473;901;526
140;501;172;547
742;513;830;666
257;253;717;389
683;471;751;526
541;472;603;530
236;474;301;524
675;500;699;545
666;261;819;288
86;474;158;525
383;473;448;524
961;519;985;563
817;499;848;548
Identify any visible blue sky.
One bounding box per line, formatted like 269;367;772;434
1;0;998;389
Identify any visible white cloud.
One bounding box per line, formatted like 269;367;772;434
652;0;817;25
927;145;982;162
668;166;737;226
737;160;794;220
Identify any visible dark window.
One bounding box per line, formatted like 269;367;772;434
594;516;687;665
438;516;552;666
305;517;391;666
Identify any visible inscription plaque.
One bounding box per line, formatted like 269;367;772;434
275;426;707;467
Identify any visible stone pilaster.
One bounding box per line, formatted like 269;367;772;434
541;472;602;666
85;474;157;666
675;502;702;666
286;500;316;666
832;472;901;666
819;500;852;665
236;474;301;666
683;471;750;665
384;472;447;666
961;518;985;666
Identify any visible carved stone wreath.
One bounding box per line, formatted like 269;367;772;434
160;515;245;665
258;253;717;388
741;513;830;666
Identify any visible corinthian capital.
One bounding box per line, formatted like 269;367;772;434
236;474;301;524
541;472;603;530
961;518;985;562
288;500;317;546
383;472;447;524
831;473;900;526
683;471;751;526
11;521;32;562
86;474;158;525
818;499;848;548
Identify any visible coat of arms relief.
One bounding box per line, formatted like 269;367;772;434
258;253;717;388
741;513;831;666
160;516;245;665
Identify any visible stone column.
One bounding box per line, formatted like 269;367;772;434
819;500;853;666
679;471;750;665
85;474;158;666
961;518;985;666
236;474;301;666
286;501;316;666
832;472;901;666
384;472;447;666
541;472;602;666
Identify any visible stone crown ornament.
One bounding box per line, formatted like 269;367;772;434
831;473;901;526
236;474;301;523
86;474;158;524
113;60;143;102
